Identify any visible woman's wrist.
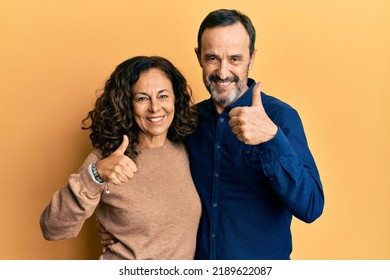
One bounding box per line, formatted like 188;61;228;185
89;163;104;185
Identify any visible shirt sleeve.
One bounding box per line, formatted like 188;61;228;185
39;150;106;240
259;108;324;223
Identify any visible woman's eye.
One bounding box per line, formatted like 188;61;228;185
136;96;149;103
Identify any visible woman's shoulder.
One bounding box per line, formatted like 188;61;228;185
166;140;186;151
166;141;190;160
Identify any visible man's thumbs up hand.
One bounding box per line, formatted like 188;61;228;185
96;135;138;185
228;82;278;145
251;82;262;107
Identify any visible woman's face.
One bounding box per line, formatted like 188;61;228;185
132;68;175;147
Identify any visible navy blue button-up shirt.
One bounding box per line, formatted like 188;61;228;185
186;79;324;260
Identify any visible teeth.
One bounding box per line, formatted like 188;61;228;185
148;117;163;122
217;81;230;86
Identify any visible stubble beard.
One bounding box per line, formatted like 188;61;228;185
204;71;249;108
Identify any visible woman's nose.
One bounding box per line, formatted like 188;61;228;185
149;98;161;112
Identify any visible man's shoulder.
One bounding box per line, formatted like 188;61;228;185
262;92;292;109
194;98;213;115
261;92;299;122
262;92;295;112
195;98;210;108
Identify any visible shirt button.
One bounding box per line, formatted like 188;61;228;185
216;145;221;149
213;203;218;207
211;234;216;238
220;118;224;122
215;173;219;177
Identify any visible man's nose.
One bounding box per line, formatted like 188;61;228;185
216;60;230;80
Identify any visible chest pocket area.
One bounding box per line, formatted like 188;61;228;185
243;145;263;172
230;144;263;173
225;144;269;194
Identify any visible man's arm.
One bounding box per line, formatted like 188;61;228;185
259;108;324;223
228;82;324;222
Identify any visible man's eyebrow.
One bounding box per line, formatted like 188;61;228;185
204;53;220;58
204;53;244;59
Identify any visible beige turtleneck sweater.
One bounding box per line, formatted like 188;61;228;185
40;140;201;260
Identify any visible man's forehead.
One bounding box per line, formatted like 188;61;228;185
201;23;249;44
200;25;251;56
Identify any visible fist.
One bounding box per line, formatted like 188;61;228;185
228;82;278;145
96;135;138;185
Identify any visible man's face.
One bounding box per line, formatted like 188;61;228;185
196;22;256;112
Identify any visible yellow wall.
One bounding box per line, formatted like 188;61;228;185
1;0;389;259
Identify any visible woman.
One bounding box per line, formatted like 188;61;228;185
40;56;201;260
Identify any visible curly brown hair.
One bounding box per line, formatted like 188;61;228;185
82;56;197;159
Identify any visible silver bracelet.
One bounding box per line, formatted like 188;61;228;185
91;163;104;184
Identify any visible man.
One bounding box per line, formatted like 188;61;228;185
186;9;324;260
96;9;324;260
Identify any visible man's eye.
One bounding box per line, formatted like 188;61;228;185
206;56;217;62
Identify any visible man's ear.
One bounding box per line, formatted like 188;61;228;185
195;48;202;67
248;49;257;70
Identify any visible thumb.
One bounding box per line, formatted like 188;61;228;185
115;135;129;155
251;82;262;107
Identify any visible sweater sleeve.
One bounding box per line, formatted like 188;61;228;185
39;150;105;240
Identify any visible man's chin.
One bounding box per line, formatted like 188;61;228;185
211;93;235;106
